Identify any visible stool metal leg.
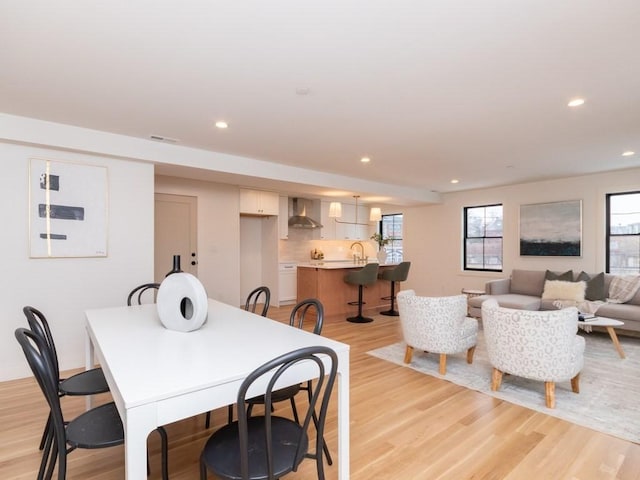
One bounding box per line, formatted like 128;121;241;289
380;281;400;316
347;285;374;323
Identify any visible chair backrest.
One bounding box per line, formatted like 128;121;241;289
381;261;411;282
244;286;271;317
481;298;582;377
127;282;161;306
396;290;468;351
289;298;324;335
23;306;61;381
235;346;338;480
344;262;379;286
15;328;67;454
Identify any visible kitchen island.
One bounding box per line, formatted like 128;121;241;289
297;261;400;318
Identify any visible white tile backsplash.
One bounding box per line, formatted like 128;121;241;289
279;232;377;263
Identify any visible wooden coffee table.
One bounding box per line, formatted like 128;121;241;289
578;316;626;359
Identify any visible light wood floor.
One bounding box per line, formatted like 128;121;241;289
2;305;640;479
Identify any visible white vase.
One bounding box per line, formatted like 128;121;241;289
377;248;388;264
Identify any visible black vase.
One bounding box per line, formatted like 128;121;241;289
166;255;183;276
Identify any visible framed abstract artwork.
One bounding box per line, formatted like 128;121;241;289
519;200;582;256
29;158;108;258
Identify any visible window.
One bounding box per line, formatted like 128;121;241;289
464;204;503;271
381;214;403;263
606;191;640;274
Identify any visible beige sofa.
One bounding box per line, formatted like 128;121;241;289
468;269;640;334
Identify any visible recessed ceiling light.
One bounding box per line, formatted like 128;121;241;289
622;151;635;157
568;98;585;107
450;179;459;184
215;121;228;129
360;157;371;163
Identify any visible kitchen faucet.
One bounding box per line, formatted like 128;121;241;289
350;241;365;263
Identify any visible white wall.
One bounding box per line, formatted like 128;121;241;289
2;143;154;381
403;168;640;297
154;176;241;307
240;217;265;301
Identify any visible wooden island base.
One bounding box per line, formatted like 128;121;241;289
297;263;400;318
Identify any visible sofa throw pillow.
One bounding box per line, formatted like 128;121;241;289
576;271;606;301
510;270;547;296
541;280;586;302
545;269;573;282
608;275;640;304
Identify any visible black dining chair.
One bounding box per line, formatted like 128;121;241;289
127;283;161;306
246;299;324;421
15;328;169;480
205;285;272;429
199;345;338;480
244;285;271;317
23;306;110;452
245;298;333;465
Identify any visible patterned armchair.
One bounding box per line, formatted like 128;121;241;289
397;290;478;375
481;298;585;408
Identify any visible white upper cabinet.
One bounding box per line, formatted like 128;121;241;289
278;196;289;239
326;202;374;240
356;204;375;240
334;203;356;240
320;201;336;240
239;189;279;215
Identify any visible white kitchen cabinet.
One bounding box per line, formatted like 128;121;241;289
320;201;336;240
239;189;279;215
278;196;289;239
278;262;297;304
334;203;356;239
322;201;374;240
355;204;374;240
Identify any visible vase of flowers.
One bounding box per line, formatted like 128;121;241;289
371;233;392;264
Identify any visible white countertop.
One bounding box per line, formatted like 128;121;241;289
298;261;399;270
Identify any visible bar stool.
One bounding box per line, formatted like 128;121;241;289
344;263;379;323
379;261;411;316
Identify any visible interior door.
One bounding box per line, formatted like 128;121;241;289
154;193;197;282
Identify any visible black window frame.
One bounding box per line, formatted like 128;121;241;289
606;190;640;274
379;213;403;263
463;203;503;272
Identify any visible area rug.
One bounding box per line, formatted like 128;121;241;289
367;331;640;443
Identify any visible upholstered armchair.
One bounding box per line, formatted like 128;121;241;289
396;290;478;375
481;299;585;408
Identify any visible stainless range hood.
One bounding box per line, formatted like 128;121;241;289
288;198;323;229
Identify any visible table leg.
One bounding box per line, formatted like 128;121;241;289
85;328;95;409
605;326;626;359
125;410;155;479
337;354;350;480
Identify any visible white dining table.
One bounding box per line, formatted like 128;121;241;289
85;299;350;479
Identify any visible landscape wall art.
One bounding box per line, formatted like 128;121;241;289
519;200;582;256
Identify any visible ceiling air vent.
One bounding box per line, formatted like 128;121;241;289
149;134;179;143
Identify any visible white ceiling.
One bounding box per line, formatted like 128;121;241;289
2;1;639;204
